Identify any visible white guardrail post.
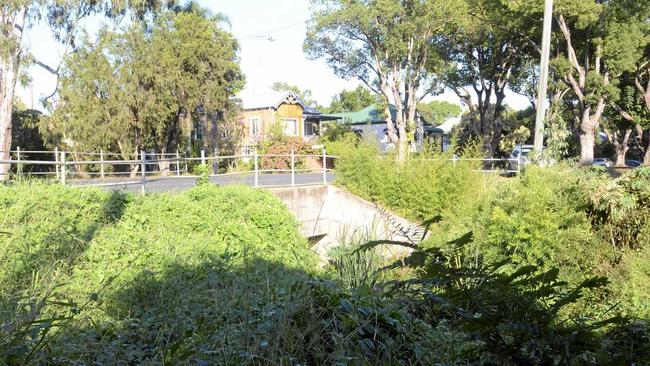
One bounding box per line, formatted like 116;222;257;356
60;151;66;186
518;153;522;175
54;147;59;180
16;146;22;178
176;150;180;176
291;148;295;187
201;149;206;166
322;148;327;184
254;147;259;187
213;148;219;174
100;148;105;179
140;150;146;194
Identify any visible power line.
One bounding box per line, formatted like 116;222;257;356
242;19;309;39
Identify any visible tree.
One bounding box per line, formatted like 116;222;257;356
306;0;465;161
44;9;243;175
416;100;461;125
0;0;174;179
609;42;650;165
553;0;648;165
443;0;542;157
325;85;376;113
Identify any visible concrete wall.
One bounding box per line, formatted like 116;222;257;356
268;185;424;259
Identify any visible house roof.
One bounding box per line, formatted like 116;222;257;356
436;117;462;134
236;88;307;110
331;104;397;125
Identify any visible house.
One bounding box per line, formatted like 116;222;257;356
331;104;444;152
236;88;338;149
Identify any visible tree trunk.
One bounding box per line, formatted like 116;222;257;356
615;150;626;167
0;9;26;180
579;129;595;165
397;137;408;164
0;60;16;180
616;129;631;167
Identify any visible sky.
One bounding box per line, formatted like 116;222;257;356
16;0;531;112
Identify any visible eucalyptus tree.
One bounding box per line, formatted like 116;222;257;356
609;45;650;164
305;0;466;161
0;0;175;178
552;0;648;165
443;0;542;156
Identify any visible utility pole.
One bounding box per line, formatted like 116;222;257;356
533;0;554;154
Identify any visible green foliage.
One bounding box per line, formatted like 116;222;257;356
334;140;486;228
581;167;650;249
45;9;243;158
337;150;650;324
478;165;608;288
192;163;212;186
416;100;461;125
324;85;376;113
0;184;321;364
360;232;650;365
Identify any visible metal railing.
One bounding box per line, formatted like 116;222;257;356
0;147;521;193
421;156;522;175
0;148;335;193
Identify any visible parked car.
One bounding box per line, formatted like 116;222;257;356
625;160;642;168
509;144;534;171
593;158;613;168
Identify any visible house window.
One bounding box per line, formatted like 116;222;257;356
250;117;261;137
282;118;298;136
303;121;319;137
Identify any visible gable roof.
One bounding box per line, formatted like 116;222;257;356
236;87;309;110
331;104;397;125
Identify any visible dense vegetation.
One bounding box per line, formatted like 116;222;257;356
334;142;650;323
2;167;649;364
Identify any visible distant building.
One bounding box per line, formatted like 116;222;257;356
236;88;338;149
331;104;444;152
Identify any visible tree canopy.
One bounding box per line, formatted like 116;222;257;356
43;9;243;162
324;85;376;113
306;0;466;161
417;100;461;125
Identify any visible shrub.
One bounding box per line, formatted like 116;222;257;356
260;136;313;171
477;165;608;287
356;231;650;365
581;167;650;249
333;140;490;248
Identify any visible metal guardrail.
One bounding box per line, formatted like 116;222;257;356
0;148;521;193
0;148;335;193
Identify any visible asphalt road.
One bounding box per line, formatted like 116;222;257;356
69;172;336;193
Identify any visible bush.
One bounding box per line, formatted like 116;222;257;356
333;140;490;248
477;165;609;287
1;184;320;364
356;233;650;365
260;136;313;171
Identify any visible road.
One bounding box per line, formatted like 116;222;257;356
69;172;336;193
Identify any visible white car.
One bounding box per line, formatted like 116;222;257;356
593;158;613;168
509;144;534;171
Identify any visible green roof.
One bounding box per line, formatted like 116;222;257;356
330;104;397;125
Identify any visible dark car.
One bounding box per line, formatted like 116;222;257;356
625;160;642;168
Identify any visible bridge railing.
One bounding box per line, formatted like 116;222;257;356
0;148;337;192
0;148;521;192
